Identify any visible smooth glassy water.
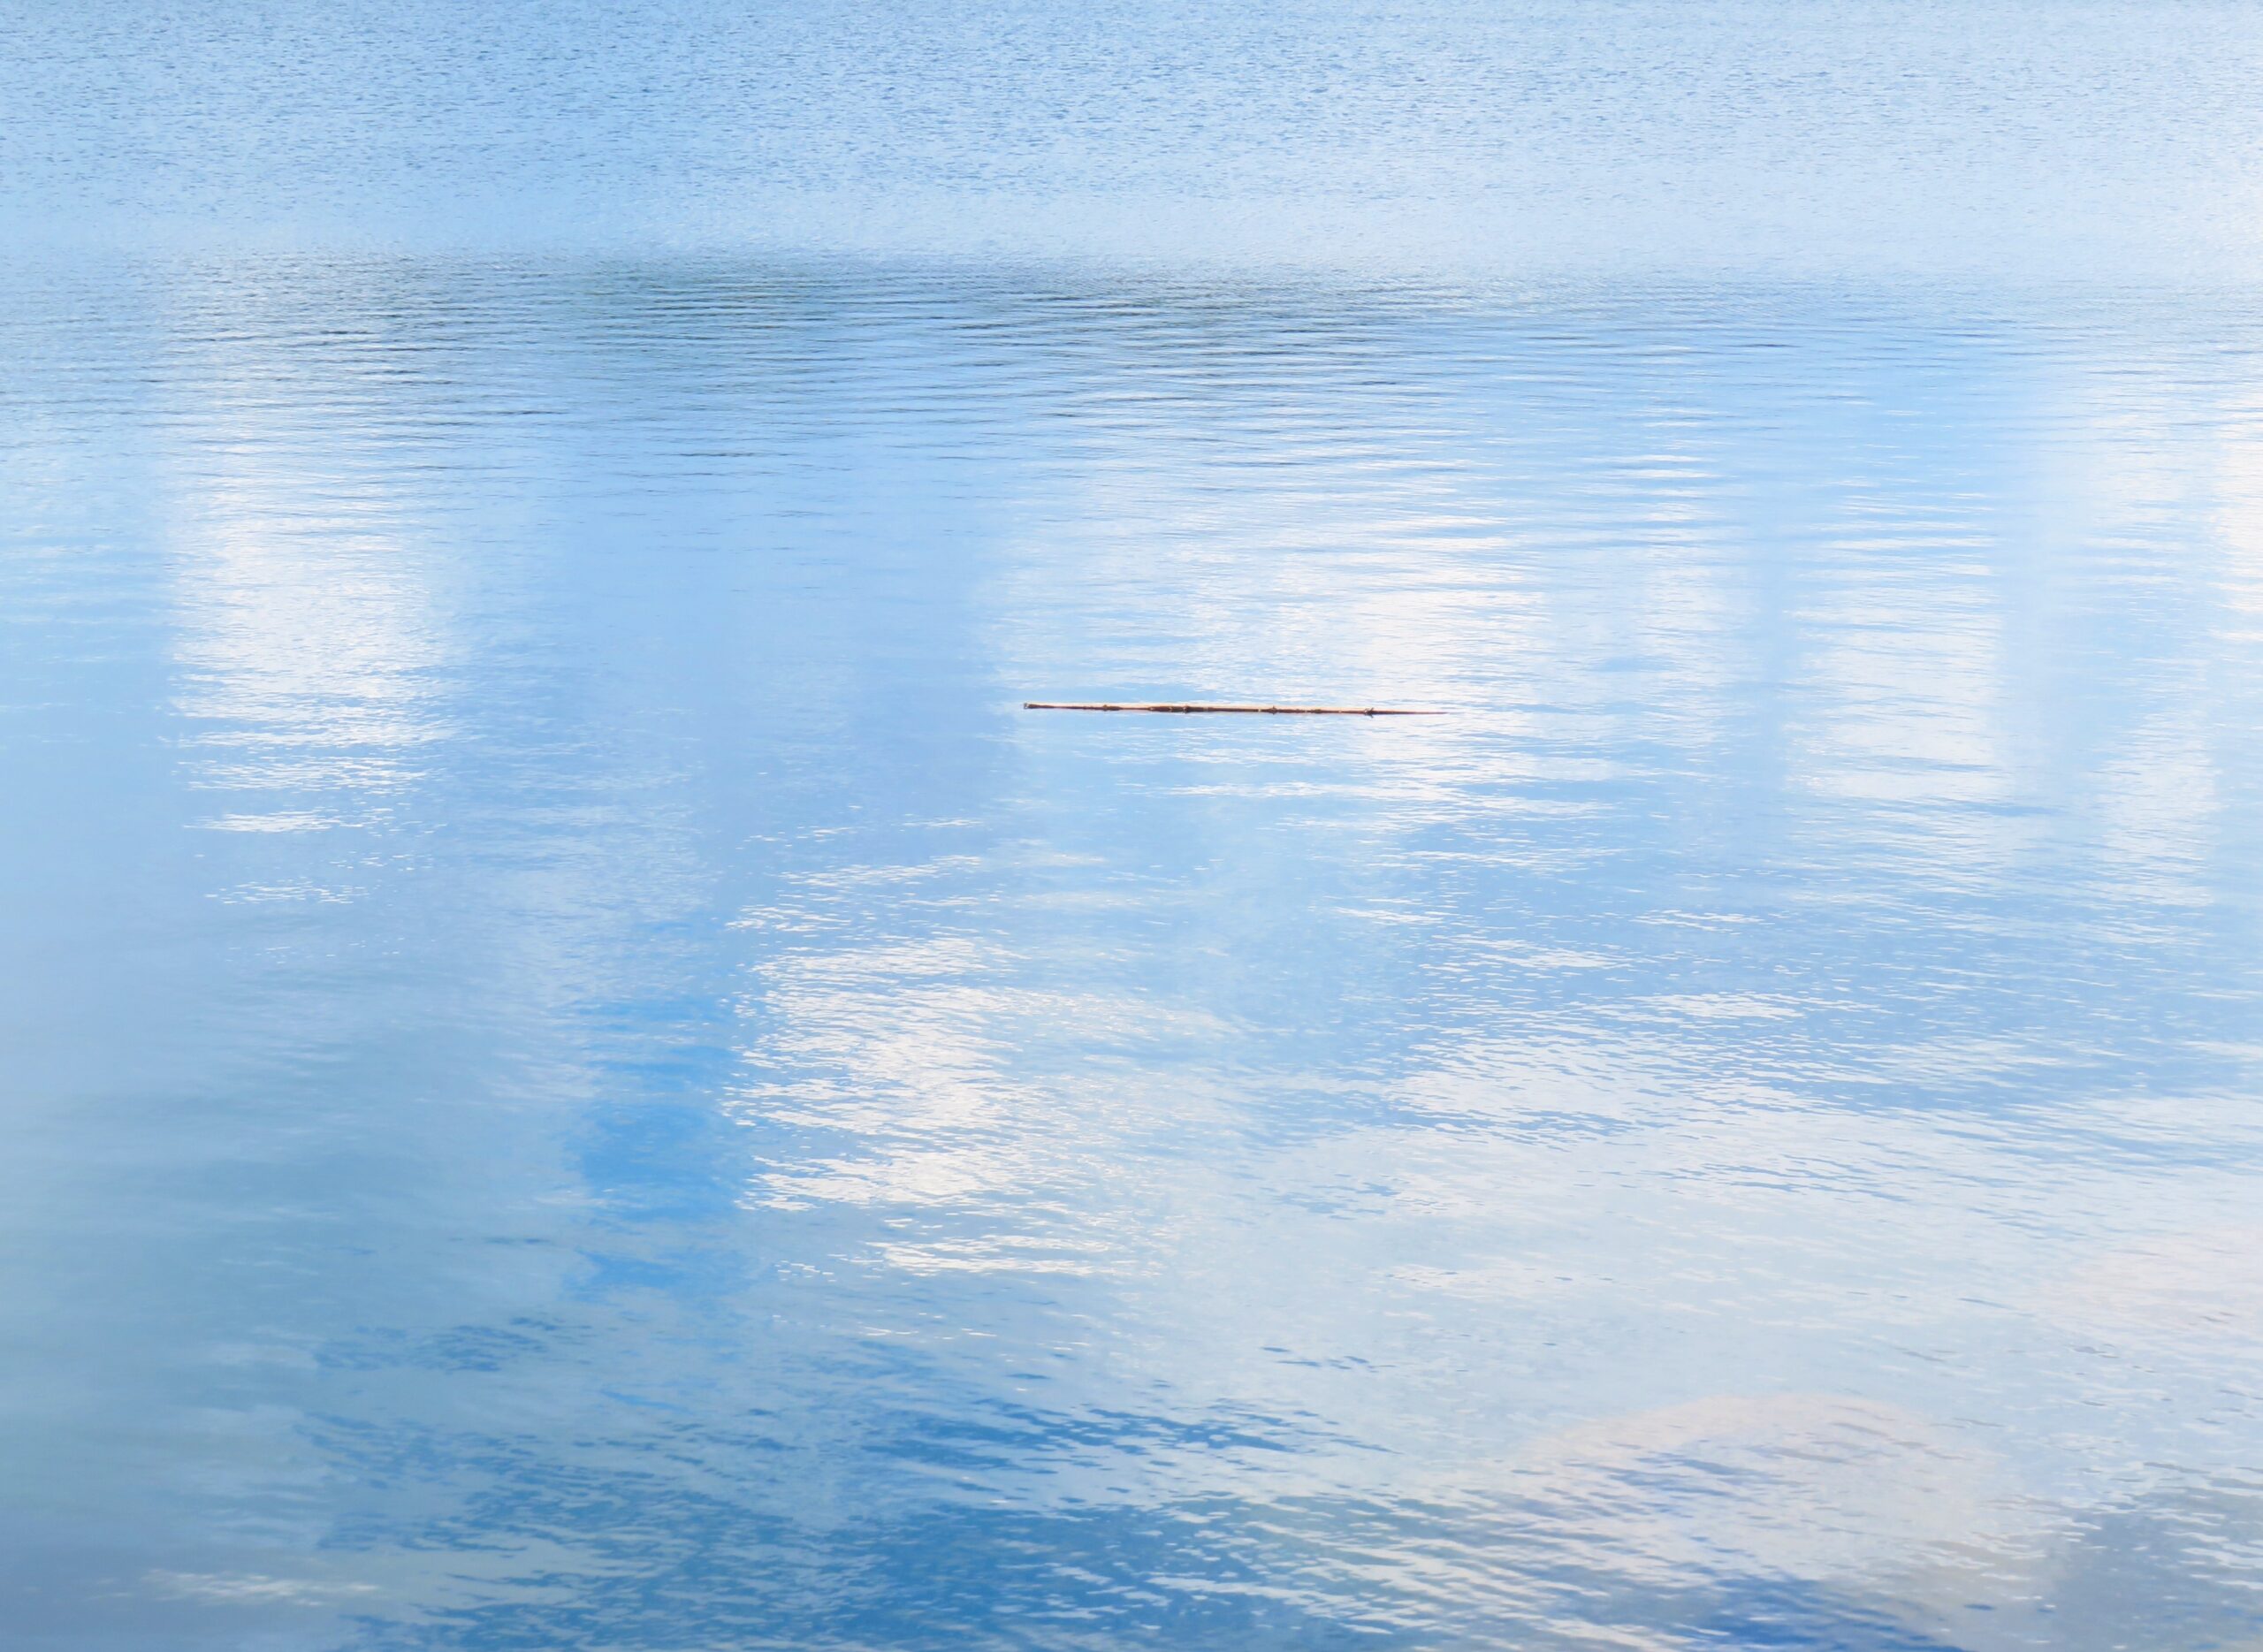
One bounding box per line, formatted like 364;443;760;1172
4;6;2263;1649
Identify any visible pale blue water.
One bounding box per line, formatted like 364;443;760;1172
5;6;2263;1649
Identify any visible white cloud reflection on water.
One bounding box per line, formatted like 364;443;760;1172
165;474;450;884
692;290;2263;1645
1;260;2260;1647
712;823;2263;1645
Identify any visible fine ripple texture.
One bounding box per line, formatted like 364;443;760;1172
4;6;2263;1651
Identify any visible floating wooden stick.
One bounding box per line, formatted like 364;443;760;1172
1023;702;1440;716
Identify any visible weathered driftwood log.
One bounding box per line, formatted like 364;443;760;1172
1022;702;1439;716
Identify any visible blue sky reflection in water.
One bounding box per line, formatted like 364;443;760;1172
4;6;2263;1651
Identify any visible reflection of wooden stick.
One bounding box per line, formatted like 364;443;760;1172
1023;702;1441;716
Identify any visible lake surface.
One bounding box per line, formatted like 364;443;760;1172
5;5;2263;1648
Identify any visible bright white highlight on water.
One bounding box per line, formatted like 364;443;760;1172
3;5;2262;1648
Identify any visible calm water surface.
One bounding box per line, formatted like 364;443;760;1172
5;6;2263;1649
